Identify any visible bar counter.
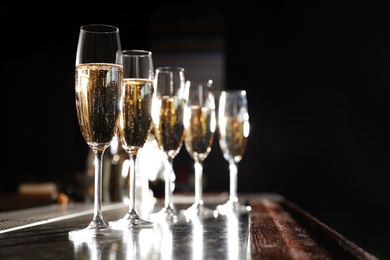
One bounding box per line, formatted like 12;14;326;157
0;193;378;259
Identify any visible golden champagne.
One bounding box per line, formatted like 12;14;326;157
75;63;123;147
219;117;248;163
154;96;186;157
184;105;215;161
118;78;154;153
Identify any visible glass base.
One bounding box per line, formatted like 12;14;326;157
109;212;154;229
216;200;251;215
149;205;181;224
182;202;218;221
68;222;124;241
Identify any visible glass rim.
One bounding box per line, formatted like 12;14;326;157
80;24;119;33
187;79;213;84
221;89;246;92
156;66;185;72
221;89;247;95
122;49;152;57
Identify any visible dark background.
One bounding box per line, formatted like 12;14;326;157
1;1;390;258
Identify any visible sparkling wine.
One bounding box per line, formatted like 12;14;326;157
75;63;123;147
184;105;215;161
118;78;154;153
219;117;249;163
154;96;186;156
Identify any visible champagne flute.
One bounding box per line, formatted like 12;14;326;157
182;79;217;219
216;90;251;215
109;50;154;229
150;66;188;223
69;24;124;240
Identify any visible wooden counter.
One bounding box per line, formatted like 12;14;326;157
0;193;378;259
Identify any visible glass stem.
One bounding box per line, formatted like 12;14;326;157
165;157;174;209
194;159;203;206
92;148;106;227
128;153;137;214
229;162;238;203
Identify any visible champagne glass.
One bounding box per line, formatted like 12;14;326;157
216;90;251;215
150;66;188;223
182;79;217;219
69;24;124;239
108;50;155;229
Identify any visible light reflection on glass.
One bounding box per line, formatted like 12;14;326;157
192;217;204;259
226;213;239;260
137;136;165;182
110;134;119;155
153;222;173;260
119;223;173;259
121;159;131;205
124;229;154;259
118;223;173;260
71;236;123;260
138;228;155;259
